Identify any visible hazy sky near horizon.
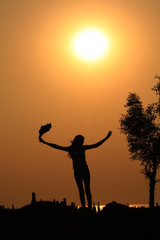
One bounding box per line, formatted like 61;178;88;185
1;0;160;207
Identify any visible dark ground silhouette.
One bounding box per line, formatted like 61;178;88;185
1;195;160;239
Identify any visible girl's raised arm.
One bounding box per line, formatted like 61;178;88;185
84;131;112;150
39;137;70;152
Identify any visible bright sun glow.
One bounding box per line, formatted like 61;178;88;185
73;29;109;61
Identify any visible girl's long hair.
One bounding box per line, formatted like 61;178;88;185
68;135;84;158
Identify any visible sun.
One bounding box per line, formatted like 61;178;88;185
73;29;109;61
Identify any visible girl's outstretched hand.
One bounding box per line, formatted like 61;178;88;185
39;136;45;143
39;123;52;143
39;123;52;137
106;131;112;139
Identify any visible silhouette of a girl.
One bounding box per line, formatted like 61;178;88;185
39;130;112;208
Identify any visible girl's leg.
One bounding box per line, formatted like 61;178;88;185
84;170;92;209
74;171;85;207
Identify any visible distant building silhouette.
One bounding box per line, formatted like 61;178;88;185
61;198;67;206
31;192;36;205
97;201;100;213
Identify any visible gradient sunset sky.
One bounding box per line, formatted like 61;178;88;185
1;0;160;207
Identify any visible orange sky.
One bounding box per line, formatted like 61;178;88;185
1;0;160;208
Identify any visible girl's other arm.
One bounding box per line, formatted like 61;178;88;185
84;131;112;150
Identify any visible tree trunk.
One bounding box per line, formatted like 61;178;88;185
149;161;157;208
149;179;156;208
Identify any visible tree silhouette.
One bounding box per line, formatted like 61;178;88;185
152;74;160;116
120;76;160;208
